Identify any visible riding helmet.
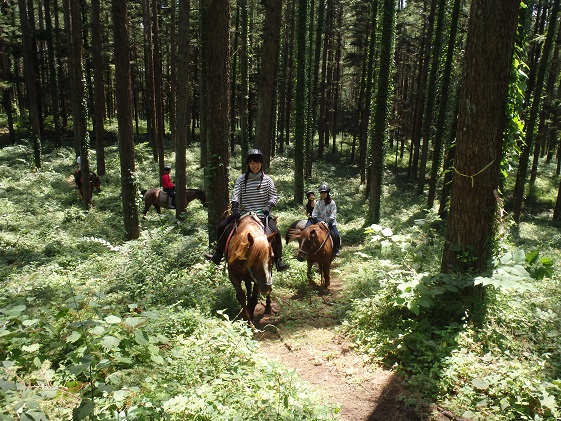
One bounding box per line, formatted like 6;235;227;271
246;149;264;164
164;165;172;171
318;183;330;193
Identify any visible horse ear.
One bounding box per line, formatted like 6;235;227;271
267;232;276;244
310;228;317;239
247;232;255;246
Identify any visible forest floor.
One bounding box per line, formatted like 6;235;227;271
253;269;454;421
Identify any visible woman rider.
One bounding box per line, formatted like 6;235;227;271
307;182;341;256
204;149;290;271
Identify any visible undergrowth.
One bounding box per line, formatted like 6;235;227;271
2;140;561;420
0;142;339;420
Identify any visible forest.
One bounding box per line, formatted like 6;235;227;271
1;0;561;419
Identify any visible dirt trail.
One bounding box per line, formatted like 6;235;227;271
253;277;446;420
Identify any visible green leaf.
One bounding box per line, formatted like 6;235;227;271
100;335;121;351
135;329;150;345
124;317;144;328
22;319;39;326
407;301;420;316
526;250;539;265
2;305;26;317
472;377;489;390
541;393;557;410
72;399;94;421
150;353;164;364
22;343;40;352
66;331;82;343
105;315;122;324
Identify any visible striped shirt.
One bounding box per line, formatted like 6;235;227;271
312;198;337;226
231;171;278;214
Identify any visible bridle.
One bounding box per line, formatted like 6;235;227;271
298;232;329;257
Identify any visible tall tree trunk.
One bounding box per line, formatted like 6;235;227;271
441;0;519;274
18;0;42;167
255;0;282;170
527;1;560;198
169;0;177;149
293;0;307;203
91;0;106;176
152;0;165;174
68;0;91;206
239;0;250;165
112;0;139;240
205;0;231;243
427;0;461;209
175;0;191;217
0;8;16;144
143;0;157;161
367;0;395;224
359;0;378;184
512;0;560;222
43;0;61;144
416;0;444;195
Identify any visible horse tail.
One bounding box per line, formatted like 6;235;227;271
286;228;301;244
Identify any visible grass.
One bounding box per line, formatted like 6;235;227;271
1;138;561;420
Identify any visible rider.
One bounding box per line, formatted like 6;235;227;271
161;165;176;209
204;148;290;271
305;190;316;217
306;182;341;256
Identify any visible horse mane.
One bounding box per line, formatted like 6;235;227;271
228;217;271;265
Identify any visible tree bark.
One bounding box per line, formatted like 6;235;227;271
293;0;307;203
112;0;140;240
18;0;42;167
175;0;192;216
368;0;395;224
441;0;519;273
91;0;106;176
255;0;282;170
205;0;231;243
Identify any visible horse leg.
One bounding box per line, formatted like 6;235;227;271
232;279;251;321
307;260;315;286
155;204;161;214
248;280;259;321
264;292;272;314
320;262;331;288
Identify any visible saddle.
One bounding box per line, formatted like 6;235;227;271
224;212;275;257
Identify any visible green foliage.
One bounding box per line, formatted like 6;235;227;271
344;211;561;420
0;144;338;420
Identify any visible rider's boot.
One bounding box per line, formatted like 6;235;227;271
275;259;289;272
167;196;175;209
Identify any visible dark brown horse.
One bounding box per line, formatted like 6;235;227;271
287;221;334;288
284;219;307;244
141;188;208;216
226;214;276;322
73;169;101;197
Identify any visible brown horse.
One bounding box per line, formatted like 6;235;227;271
226;214;276;322
287;221;333;288
141;188;208;216
284;219;307;244
73;169;101;197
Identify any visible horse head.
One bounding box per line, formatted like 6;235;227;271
199;189;208;207
292;223;330;262
90;172;101;193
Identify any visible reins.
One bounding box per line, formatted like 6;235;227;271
299;231;330;257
